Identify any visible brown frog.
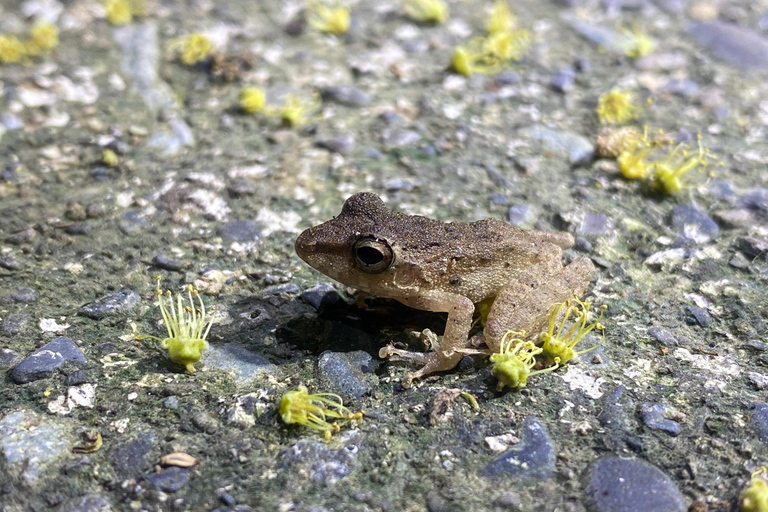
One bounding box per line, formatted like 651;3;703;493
295;193;595;388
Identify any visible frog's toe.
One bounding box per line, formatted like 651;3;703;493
379;344;434;365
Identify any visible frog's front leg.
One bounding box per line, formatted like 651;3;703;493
484;252;595;352
379;292;474;388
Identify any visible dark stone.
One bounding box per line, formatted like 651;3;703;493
483;417;555;479
12;337;87;383
111;431;157;476
750;402;768;444
67;369;88;385
219;220;261;242
598;385;630;428
0;348;21;369
494;71;521;85
5;228;36;245
647;327;678;346
301;283;340;311
118;211;146;234
0;255;19;270
584;456;686;512
507;204;531;226
146;467;191;492
640;403;681;436
489;193;508;205
192;412;220;434
320;86;370;107
151;255;182;271
689;21;768;71
494;492;523;510
64;222;91;235
686;306;712;328
277;439;357;485
736;236;768;257
579;213;611;237
669;205;719;243
363;147;383;160
317;350;378;400
79;289;140;319
1;313;28;335
316;133;355;155
551;68;575;93
58;494;112;512
10;287;36;302
574;237;593;252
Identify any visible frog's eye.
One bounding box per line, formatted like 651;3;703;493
353;236;394;273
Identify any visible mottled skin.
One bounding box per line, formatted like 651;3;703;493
295;193;595;387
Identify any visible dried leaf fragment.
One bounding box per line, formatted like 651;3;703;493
159;452;200;468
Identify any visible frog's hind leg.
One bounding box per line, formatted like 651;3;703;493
483;255;595;352
379;292;474;388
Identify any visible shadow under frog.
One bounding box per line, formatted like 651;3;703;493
295;192;595;388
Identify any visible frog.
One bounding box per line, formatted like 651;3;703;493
295;192;595;388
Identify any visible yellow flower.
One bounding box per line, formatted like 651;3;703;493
279;386;363;439
105;0;133;25
138;277;216;374
101;149;120;167
596;90;638;124
742;468;768;512
650;136;710;195
179;33;212;65
24;22;59;57
277;93;321;128
306;1;350;36
486;0;518;35
239;87;266;114
0;35;26;64
490;331;559;391
403;0;449;25
540;299;605;366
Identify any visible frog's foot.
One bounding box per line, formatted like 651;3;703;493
379;344;433;365
379;346;463;389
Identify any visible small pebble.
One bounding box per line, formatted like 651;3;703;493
320;86;371;107
151;255;183;271
316;133;355;155
79;290;140;319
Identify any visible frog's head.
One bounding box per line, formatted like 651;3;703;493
296;193;418;294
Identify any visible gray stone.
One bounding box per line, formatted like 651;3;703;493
316;133;355;155
10;287;36;302
713;209;754;229
320;86;371;107
519;125;594;164
0;255;19;270
640;403;681;437
550;68;575;93
202;344;274;385
0;348;20;369
647;327;678;346
64;222;91;235
110;431;157;476
219;220;261;242
669;205;719;244
79;290;140;319
689;21;768;71
146;467;191;492
301;283;341;311
736;236;768;257
0;410;73;485
317;350;379;400
383;128;421;149
494;71;521;85
686;306;712;328
483;417;555;479
59;494;113;512
741;188;768;213
118;211;146;234
1;313;28;335
507;204;532;226
163;396;179;409
748;372;768;390
151;255;182;271
585;456;686;512
751;402;768;444
278;439;357;485
579;213;611;237
12;337;87;384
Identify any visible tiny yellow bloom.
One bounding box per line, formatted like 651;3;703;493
306;1;350;36
486;0;518;35
279;385;363;437
490;331;559;391
179;33;212;65
650;136;710;195
742;468;768;512
0;35;26;64
138;277;216;374
277;93;321;128
403;0;449;25
239;87;266;114
24;22;59;57
540;299;605;365
101;149;120;167
105;0;133;26
596;89;638;124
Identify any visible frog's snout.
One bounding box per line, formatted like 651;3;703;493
294;228;316;261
